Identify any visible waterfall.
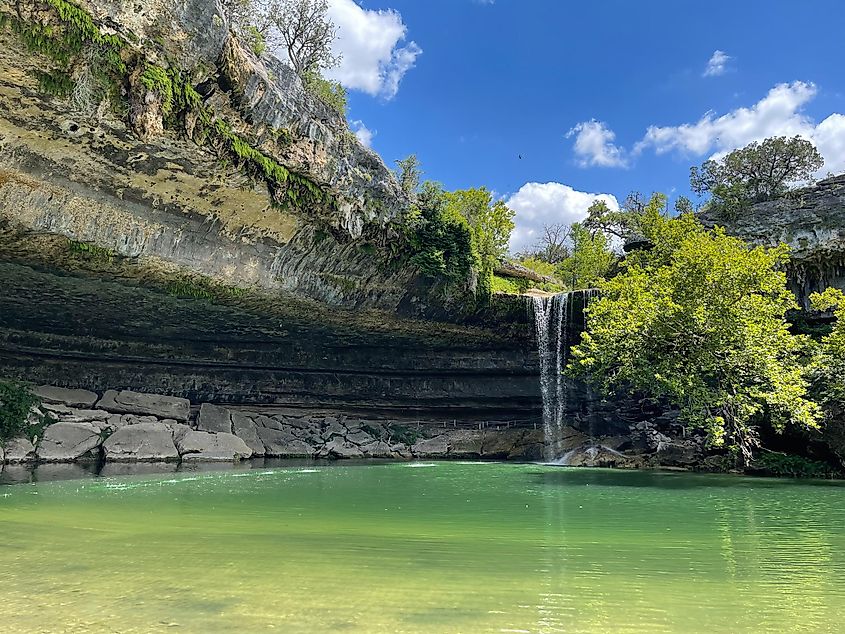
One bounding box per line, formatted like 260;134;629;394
529;290;597;461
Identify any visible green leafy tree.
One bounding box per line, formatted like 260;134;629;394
556;223;616;290
443;188;515;294
395;154;422;198
570;212;820;462
583;193;667;244
691;136;824;217
405;181;476;286
809;288;845;408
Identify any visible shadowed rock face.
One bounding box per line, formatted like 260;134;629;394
700;175;845;309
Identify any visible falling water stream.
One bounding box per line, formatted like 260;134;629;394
529;290;597;461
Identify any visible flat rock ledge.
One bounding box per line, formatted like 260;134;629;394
2;386;551;466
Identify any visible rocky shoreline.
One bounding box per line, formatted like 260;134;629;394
1;384;714;472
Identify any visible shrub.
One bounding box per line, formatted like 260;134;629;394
0;381;39;443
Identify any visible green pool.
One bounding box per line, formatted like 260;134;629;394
1;462;844;633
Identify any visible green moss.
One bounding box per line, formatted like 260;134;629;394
67;239;116;262
139;64;174;114
3;1;334;218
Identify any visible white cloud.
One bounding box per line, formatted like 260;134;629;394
351;120;375;147
566;120;628;168
633;81;845;175
505;182;619;253
325;0;421;99
703;50;732;77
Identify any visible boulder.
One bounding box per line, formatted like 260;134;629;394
654;440;699;466
258;427;316;457
102;423;180;462
176;431;253;461
412;436;449;457
3;437;36;463
359;440;395;458
558;443;630;468
444;429;484;457
96;390;190;422
323;438;364;459
196;403;233;433
37;422;102;463
32;386;99;408
232;412;266;457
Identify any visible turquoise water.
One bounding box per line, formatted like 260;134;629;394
1;462;844;633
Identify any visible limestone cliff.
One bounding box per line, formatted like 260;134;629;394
700;174;845;309
0;0;540;420
0;0;419;311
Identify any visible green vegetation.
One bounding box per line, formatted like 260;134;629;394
302;70;347;115
491;274;530;295
569;211;820;463
405;181;477;287
67;239;116;262
1;0;335;216
0;380;39;443
555;223;615;290
166;276;248;301
443;188;515;297
691;135;824;218
139;64;174;115
753;451;836;478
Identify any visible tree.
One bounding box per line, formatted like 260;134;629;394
527;223;571;264
443;188;515;295
569;212;820;462
809;288;845;409
691;136;824;216
405;181;476;285
395;155;422;198
264;0;340;76
556;223;615;290
583;193;667;244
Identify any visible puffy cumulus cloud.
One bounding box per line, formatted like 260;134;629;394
636;82;817;156
325;0;421;99
566;120;628;168
350;120;374;147
703;50;732;77
505;182;619;254
634;81;845;175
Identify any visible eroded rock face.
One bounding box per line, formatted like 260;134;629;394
700;175;845;308
37;422;102;463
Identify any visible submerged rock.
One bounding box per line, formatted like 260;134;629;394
103;423;180;462
37;422;102;463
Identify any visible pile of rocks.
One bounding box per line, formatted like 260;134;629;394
1;386;547;465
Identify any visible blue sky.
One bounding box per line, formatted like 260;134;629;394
324;0;845;252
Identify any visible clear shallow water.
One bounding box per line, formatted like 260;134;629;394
1;463;844;633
